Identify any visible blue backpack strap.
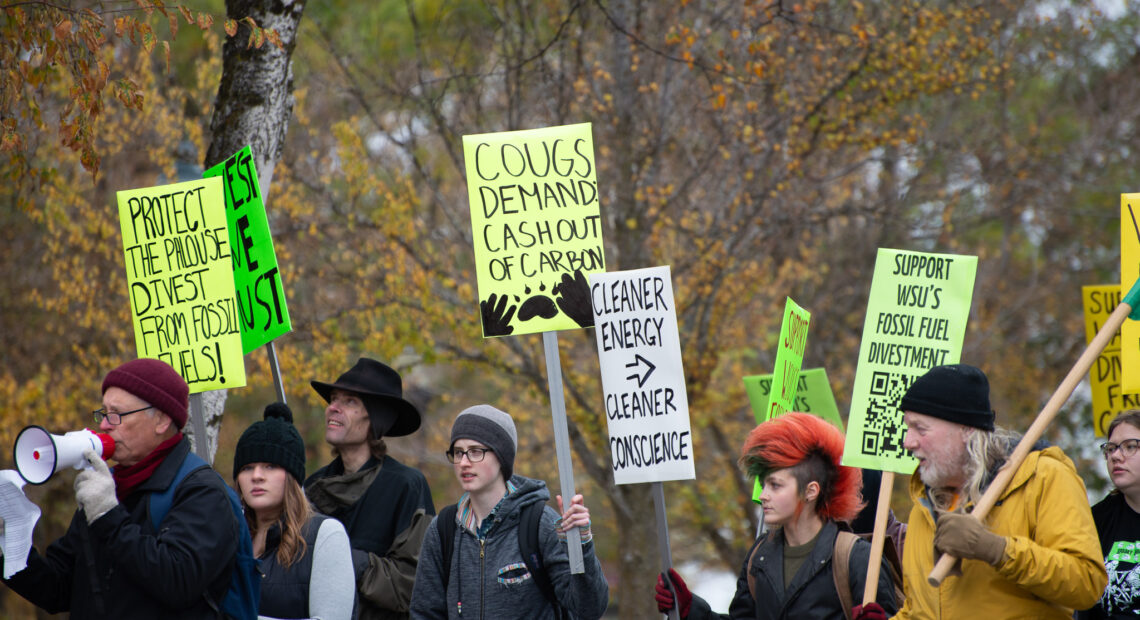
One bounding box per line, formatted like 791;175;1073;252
148;451;260;620
221;483;261;620
149;451;208;532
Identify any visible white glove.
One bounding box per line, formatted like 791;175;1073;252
74;450;117;524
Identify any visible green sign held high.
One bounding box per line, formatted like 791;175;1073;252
204;146;291;354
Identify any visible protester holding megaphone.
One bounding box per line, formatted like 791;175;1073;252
1;358;244;619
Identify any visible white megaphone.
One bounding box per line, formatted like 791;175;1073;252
14;426;115;485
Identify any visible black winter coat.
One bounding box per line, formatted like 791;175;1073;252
687;521;898;620
306;454;435;620
2;437;239;619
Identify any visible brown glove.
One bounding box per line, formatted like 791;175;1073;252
933;511;1007;566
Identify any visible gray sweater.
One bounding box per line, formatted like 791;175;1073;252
410;476;609;619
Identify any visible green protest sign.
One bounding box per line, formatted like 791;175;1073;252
746;298;811;500
841;248;977;474
743;368;843;430
203;146;291;354
765;297;811;422
463;123;605;337
116;177;246;392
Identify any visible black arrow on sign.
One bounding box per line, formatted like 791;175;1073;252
625;354;657;388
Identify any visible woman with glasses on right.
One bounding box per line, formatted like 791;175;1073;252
410;405;609;619
1079;409;1140;619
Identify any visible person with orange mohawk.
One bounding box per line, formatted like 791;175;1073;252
654;412;898;619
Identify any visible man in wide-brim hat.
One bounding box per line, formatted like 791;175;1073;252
304;357;435;620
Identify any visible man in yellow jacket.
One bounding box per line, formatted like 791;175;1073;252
855;364;1107;619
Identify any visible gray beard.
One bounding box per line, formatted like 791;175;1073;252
918;450;972;492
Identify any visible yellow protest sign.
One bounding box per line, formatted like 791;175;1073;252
463;123;605;337
116;178;246;392
1083;284;1133;436
1123;194;1140;394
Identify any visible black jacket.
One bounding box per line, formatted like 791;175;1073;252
3;437;239;619
306;454;434;620
688;521;898;620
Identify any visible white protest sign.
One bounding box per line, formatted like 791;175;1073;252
591;266;694;484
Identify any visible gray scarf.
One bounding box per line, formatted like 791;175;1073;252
306;459;383;514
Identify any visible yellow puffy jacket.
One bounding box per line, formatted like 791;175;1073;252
894;446;1107;619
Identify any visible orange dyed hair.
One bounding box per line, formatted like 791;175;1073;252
739;412;864;522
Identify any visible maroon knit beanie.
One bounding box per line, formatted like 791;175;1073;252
101;359;189;429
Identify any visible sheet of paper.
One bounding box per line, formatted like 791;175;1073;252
0;469;41;578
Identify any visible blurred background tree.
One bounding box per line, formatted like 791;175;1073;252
3;0;1138;617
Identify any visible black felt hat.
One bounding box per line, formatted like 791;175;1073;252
899;364;995;431
311;358;421;438
233;402;306;484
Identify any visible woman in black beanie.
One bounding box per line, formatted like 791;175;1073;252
234;403;355;620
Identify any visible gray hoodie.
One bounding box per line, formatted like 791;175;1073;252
410;475;609;619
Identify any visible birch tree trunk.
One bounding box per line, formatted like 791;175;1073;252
191;0;307;460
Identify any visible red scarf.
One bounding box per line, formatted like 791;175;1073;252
112;433;183;500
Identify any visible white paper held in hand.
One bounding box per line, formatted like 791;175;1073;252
0;469;42;578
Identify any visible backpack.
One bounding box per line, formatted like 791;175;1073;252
830;531;906;620
149;451;261;620
437;501;572;619
745;530;904;620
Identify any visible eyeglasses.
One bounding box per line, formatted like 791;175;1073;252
446;447;493;463
93;405;153;425
1100;438;1140;459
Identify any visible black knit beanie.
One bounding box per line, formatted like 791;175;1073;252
899;364;995;431
450;404;517;480
233;402;306;484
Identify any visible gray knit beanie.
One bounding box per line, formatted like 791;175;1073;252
450;405;518;480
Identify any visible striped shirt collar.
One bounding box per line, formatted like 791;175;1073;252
457;478;518;537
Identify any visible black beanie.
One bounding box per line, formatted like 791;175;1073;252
899;364;995;431
450;405;517;480
233;403;306;484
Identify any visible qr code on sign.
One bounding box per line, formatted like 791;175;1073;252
860;371;914;458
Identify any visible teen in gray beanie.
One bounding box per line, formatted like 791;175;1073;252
449;404;518;480
410;404;609;619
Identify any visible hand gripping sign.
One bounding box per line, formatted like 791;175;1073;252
591;266;693;620
462;123;610;574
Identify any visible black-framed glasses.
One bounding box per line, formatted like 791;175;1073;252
1100;438;1140;459
93;405;153;426
446;447;493;463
